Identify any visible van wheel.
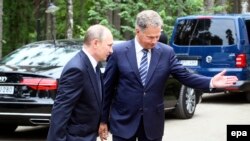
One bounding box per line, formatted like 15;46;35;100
174;85;197;119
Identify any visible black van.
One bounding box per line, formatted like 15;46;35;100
170;14;250;102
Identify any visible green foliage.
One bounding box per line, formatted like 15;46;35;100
2;0;234;56
87;0;122;39
213;5;228;13
72;0;92;38
86;0;204;39
75;25;86;38
54;0;67;39
3;0;36;56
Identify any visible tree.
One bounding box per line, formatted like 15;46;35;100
87;0;203;39
3;0;35;55
45;0;59;40
0;0;3;59
66;0;73;39
204;0;215;14
34;0;42;41
0;0;241;56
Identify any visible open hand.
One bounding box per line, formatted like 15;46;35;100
211;69;238;88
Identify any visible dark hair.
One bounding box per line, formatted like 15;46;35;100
158;31;168;44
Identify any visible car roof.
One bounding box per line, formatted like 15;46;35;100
29;39;83;47
177;13;250;20
30;39;124;46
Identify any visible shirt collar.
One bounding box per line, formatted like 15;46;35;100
82;47;98;70
135;37;151;53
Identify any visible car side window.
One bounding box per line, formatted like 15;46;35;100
173;18;236;46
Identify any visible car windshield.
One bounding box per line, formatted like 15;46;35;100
173;18;237;46
0;42;81;66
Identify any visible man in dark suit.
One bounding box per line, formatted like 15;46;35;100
47;24;113;141
99;10;238;141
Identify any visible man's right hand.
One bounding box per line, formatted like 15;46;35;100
98;122;109;141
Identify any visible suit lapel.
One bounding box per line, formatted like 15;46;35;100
144;46;161;87
126;41;142;84
126;41;162;86
81;51;102;107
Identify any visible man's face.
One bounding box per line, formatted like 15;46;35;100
97;33;113;61
136;26;161;49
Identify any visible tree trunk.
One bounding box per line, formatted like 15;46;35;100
52;13;57;40
177;0;183;16
34;0;42;41
46;0;57;40
241;0;249;13
45;0;51;39
66;0;73;39
204;0;214;14
0;0;2;59
232;0;241;13
109;0;120;31
215;0;227;14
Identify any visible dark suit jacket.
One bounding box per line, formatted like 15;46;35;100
101;40;211;140
47;50;102;141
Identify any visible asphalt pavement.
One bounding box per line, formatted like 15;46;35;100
1;92;249;141
98;92;250;141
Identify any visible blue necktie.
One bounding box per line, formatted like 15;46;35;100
139;49;148;86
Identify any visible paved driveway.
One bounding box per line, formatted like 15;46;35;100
1;92;249;141
98;93;250;141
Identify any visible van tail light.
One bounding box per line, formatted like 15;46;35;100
236;54;247;68
20;77;58;90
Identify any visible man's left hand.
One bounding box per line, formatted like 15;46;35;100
211;69;238;88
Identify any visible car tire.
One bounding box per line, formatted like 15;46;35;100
174;85;197;119
195;89;203;103
0;124;17;133
246;92;250;103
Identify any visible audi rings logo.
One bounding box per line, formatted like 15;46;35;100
0;76;7;82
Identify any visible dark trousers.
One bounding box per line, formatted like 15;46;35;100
112;117;162;141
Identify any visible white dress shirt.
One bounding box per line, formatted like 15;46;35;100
134;38;151;69
82;47;98;72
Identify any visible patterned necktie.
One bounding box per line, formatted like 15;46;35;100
139;49;148;86
95;65;102;100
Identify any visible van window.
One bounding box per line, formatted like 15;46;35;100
245;20;250;42
173;18;236;46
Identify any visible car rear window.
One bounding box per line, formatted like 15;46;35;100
173;18;237;46
0;43;81;66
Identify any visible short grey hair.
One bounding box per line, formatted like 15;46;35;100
83;24;111;45
135;10;163;31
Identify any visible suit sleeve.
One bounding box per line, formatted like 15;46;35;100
47;67;84;141
168;48;211;89
101;50;119;123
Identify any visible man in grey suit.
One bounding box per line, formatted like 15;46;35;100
47;24;113;141
99;10;238;141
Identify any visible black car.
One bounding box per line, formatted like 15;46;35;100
0;39;201;133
